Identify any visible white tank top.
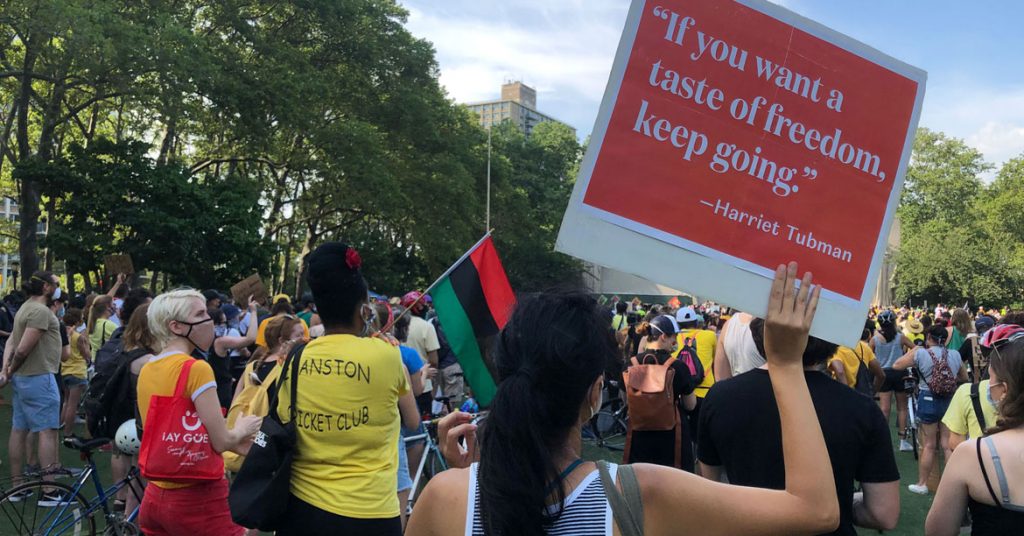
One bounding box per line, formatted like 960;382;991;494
724;313;765;376
465;462;617;535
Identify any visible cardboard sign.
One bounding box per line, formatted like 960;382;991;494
104;255;135;275
230;274;268;306
557;0;925;345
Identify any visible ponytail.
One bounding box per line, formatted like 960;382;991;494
478;291;611;536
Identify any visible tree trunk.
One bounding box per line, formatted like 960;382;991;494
149;271;159;294
162;272;169;294
15;47;40;277
294;221;319;299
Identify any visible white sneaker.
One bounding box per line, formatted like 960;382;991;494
899;439;913;452
908;484;929;495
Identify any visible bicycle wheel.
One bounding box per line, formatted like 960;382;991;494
0;480;96;536
593;411;628;451
426;447;448;479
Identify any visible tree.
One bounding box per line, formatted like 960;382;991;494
37;138;271;289
894;128;1024;307
488;121;583;290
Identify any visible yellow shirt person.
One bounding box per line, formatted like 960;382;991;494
276;334;410;518
942;380;998;440
829;340;876;388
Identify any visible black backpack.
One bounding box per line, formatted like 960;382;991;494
84;328;126;437
92;347;150;439
853;345;875;398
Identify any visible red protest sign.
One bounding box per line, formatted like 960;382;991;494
558;0;925;345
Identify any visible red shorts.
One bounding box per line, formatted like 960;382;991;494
139;478;244;536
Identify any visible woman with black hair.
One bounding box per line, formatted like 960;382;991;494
872;310;916;447
407;263;840;536
894;325;969;495
273;242;417;536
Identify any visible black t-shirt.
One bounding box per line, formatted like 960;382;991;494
58;321;69;347
698;368;899;536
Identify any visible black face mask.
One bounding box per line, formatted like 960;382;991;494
178;317;214;355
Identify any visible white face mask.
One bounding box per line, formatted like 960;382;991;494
52;286;62;300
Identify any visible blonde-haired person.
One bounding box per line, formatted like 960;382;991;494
136;289;262;536
87;295;118;359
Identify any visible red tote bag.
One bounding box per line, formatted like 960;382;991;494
139;359;224;482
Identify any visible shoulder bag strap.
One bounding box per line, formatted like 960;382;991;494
597;461;644;536
270;342;307;423
970;382;987;434
173;359;196;398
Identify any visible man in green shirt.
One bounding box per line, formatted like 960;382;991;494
0;271;64;499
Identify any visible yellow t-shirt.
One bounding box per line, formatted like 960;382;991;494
255;315;310;347
942;380;998;439
276;334;409;518
675;329;716;398
61;331;89;379
136;352;220;489
829;340;876;387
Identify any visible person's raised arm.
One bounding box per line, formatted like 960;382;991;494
214;296;259;356
639;263;839;536
106;273;126;298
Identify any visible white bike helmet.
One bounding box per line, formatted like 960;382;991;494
115;419;141;455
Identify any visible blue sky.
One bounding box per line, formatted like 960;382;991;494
400;0;1024;173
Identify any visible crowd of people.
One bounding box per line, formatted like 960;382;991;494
0;250;1021;535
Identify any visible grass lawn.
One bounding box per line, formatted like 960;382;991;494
0;384;940;535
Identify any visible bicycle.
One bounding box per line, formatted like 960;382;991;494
583;380;629;452
403;418;449;515
0;436;143;535
902;368;920;460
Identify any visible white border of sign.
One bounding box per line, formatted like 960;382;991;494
556;0;927;346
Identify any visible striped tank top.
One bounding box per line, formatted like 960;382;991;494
465;462;617;536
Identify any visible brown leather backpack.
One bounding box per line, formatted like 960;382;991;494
622;353;682;467
622;353;678;431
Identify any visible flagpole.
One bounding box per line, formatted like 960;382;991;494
486;125;492;234
382;230;494;332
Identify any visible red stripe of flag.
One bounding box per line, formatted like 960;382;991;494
469;237;515;329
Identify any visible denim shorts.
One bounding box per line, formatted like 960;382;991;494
916;391;952;425
12;373;61;432
62;375;88;388
397;435;413;492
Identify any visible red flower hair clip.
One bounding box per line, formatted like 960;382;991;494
345;247;362;270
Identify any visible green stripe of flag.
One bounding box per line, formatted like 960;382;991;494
432;277;497;407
